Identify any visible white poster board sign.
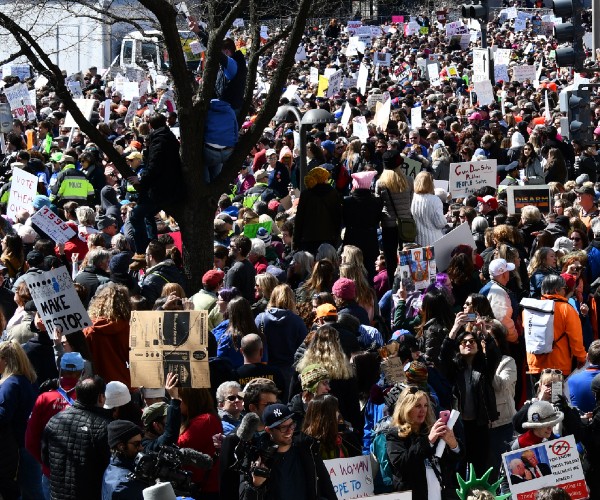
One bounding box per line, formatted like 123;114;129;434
433;222;476;272
473;80;494;105
327;70;343;98
357;64;369;95
411;105;422;129
68;81;83;99
325;455;374;499
24;266;92;335
352;116;369;141
64;99;95;128
449;159;497;198
7;167;37;221
31;206;77;244
512;64;536;82
3;64;30;81
502;435;587;499
310;67;319;85
4;83;35;121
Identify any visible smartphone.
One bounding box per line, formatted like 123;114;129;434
439;410;451;424
465;313;477;322
551;381;562;403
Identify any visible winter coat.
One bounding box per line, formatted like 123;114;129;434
140;259;187;305
101;455;147;500
42;401;111;500
224;258;256;303
411;193;447;246
293;183;342;250
529;267;559;299
84;164;107;206
386;427;464;499
574;153;599;183
255;308;307;370
440;335;500;426
74;266;111;307
491;355;517;428
375;183;414;228
419;318;450;365
0;374;36;447
205;99;238;147
84;318;131;387
525;294;587;375
486;281;519;343
216;50;247;111
240;432;337;500
22;330;59;387
140;126;184;205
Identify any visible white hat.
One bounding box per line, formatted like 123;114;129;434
522;400;564;429
104;381;131;409
265;149;277;158
489;258;515;277
553;236;573;253
142;388;166;399
143;482;177;500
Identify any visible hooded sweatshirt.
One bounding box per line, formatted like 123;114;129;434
254;308;307;368
84;317;131;387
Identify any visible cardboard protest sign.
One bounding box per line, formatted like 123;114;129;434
31;206;76;244
129;311;210;388
433;222;476;272
325;455;374;499
7;167;37;221
502;435;587;499
397;246;436;291
24;267;92;335
506;185;551;214
64;99;95;128
4;83;35;121
449;159;497;198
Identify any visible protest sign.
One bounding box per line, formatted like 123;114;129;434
24;267;92;335
514;18;526;31
341;103;352;128
317;76;329;97
347;21;362;35
352;116;369;142
295;45;307;62
506;185;551;214
310;67;319;85
473;80;494;105
342;77;357;89
400;157;423;179
472;48;490;83
374;97;391;131
449;160;497;198
433;223;476;272
233;18;244;27
3;64;30;81
68;81;83;99
391;15;404;23
64;99;95;128
398;246;436;291
325;455;374;499
327;70;343;98
512;64;536;82
129;311;210;388
427;63;441;87
122;81;140;101
374;52;391;67
4;83;35;121
124;97;140;127
502;435;587;499
31;206;76;244
494;64;510;84
7;167;37;221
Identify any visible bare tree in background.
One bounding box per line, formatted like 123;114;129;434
0;0;334;286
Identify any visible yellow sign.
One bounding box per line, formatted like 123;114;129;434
317;75;329;97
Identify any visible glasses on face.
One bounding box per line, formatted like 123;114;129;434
571;265;583;272
375;144;386;149
463;301;472;308
460;338;477;346
275;421;296;433
226;395;243;402
542;368;562;375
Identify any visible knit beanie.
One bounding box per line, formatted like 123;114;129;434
300;364;329;393
405;361;428;389
108;419;142;448
256;227;272;246
332;277;356;301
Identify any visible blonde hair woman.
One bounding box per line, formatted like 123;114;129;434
386;386;462;497
255;284;307;388
0;340;37;498
339;263;377;323
252;272;279;317
375;155;414;286
411;171;447;246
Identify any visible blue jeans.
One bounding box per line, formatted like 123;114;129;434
41;474;51;500
203;144;233;183
129;198;158;254
17;447;43;500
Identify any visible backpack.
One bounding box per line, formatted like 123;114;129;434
520;298;565;355
370;426;394;494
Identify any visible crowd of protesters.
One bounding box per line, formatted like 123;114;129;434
2;2;600;499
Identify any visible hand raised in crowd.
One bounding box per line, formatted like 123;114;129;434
428;418;448;444
449;311;471;339
187;15;200;34
165;371;180;400
162;293;184;310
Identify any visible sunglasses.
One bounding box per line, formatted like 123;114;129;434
463;301;472;307
570;237;581;242
541;368;562;375
226;395;243;402
460;338;477;346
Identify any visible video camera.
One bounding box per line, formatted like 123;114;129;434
232;413;278;480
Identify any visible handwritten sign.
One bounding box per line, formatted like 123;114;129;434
502;436;587;499
3;64;30;81
325;455;374;499
24;267;92;335
506;185;551;214
31;206;76;244
449;160;497;198
512;64;536;82
4;83;35;121
7;167;37;221
327;70;343;98
347;21;363;35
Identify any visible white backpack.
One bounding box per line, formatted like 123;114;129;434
520;298;563;355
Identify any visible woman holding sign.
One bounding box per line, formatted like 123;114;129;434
385;386;463;498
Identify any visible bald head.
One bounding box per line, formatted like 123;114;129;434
241;334;263;359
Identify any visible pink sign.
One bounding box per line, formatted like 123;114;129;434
392;15;404;23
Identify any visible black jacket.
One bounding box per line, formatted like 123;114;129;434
141;398;181;453
218;50;247;111
42;401;111;500
74;265;111;307
293;183;342;250
420;318;451;364
22;329;58;387
141;126;184;205
386;427;464;499
240;432;337;500
84;164;107;205
140;259;187;305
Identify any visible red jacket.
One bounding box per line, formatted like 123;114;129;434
25;377;78;476
84;318;131;387
178;413;222;493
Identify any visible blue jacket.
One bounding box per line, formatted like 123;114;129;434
568;366;600;413
102;455;147;500
205;99;238;147
0;374;36;446
255;308;307;368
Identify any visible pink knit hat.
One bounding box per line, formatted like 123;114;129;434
332;278;356;300
351;170;376;190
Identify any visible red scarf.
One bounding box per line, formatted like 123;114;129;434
518;430;544;448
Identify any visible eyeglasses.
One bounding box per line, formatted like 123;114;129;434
226;395;243;402
275;421;296;433
460;338;477;346
541;368;562;375
463;301;472;307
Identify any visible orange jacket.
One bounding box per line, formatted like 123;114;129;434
525;294;587;375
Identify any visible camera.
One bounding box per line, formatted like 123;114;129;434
233;432;278;480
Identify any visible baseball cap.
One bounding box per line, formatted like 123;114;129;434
262;403;293;428
576;185;595;197
489;258;515;277
60;352;85;371
315;303;337;319
141;402;169;427
476;195;498;210
202;269;225;288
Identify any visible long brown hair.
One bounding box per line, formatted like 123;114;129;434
302;394;340;452
179;388;217;432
